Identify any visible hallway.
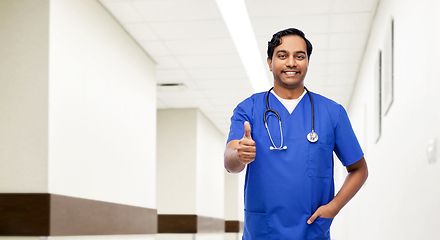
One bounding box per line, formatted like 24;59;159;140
1;0;440;239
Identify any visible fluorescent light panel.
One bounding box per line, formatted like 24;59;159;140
215;0;270;93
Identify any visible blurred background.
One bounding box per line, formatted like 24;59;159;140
0;0;439;239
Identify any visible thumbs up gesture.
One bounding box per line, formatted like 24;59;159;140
237;121;256;165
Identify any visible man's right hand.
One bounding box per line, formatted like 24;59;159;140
237;121;256;165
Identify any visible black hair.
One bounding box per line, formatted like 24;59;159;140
267;28;313;60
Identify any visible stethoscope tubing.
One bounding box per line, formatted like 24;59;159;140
264;87;318;150
304;86;314;132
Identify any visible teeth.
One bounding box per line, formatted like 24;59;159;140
285;71;297;74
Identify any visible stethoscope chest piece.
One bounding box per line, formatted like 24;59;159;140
307;131;319;143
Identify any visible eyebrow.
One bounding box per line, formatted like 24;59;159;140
275;50;306;55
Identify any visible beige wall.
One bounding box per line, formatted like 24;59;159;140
157;108;225;216
156;108;197;214
156;108;227;239
196;109;225;218
224;172;245;222
0;0;50;193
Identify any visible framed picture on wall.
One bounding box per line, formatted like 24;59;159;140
374;50;382;143
382;18;394;115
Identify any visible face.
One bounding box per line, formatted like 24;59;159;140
267;35;309;90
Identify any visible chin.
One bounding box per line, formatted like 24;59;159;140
281;81;304;88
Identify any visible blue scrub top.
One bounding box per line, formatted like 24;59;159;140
227;91;364;240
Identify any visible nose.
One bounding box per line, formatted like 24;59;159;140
286;56;296;67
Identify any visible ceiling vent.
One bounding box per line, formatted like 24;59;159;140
157;83;188;92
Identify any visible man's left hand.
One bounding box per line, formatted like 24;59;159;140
307;204;338;224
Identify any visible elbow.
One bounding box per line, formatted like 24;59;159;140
358;159;369;185
363;164;369;182
224;162;244;174
224;156;245;174
224;159;232;173
347;157;368;184
224;153;235;174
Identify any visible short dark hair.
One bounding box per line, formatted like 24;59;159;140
267;28;313;60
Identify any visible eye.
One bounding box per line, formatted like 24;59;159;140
278;54;287;59
296;55;306;59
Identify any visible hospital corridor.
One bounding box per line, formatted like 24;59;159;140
0;0;439;239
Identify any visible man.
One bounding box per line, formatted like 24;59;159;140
224;28;368;239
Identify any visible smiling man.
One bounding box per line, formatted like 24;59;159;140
224;28;368;239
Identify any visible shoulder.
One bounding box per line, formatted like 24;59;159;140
230;91;266;123
239;91;266;104
310;92;341;108
310;91;346;126
228;91;266;142
234;91;266;113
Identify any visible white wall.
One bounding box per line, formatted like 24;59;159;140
0;0;157;239
333;0;440;239
47;0;157;209
0;0;49;193
0;0;157;208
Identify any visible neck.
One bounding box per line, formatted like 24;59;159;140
273;85;305;99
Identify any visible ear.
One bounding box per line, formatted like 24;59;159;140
267;57;272;71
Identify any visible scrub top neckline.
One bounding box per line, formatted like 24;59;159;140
270;90;308;119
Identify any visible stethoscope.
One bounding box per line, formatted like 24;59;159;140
263;87;318;150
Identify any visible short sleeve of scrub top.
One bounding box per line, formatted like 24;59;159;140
333;105;364;167
227;96;255;143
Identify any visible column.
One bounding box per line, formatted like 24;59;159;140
157;109;225;240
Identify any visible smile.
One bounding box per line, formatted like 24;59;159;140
283;71;299;75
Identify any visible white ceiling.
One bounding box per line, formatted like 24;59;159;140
99;0;379;135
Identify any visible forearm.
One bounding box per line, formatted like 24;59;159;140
327;157;368;215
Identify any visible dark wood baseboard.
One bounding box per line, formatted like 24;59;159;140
0;193;157;236
225;220;244;233
0;193;242;236
0;194;50;236
158;214;197;233
158;214;225;233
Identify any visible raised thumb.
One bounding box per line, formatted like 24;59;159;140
244;121;252;139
